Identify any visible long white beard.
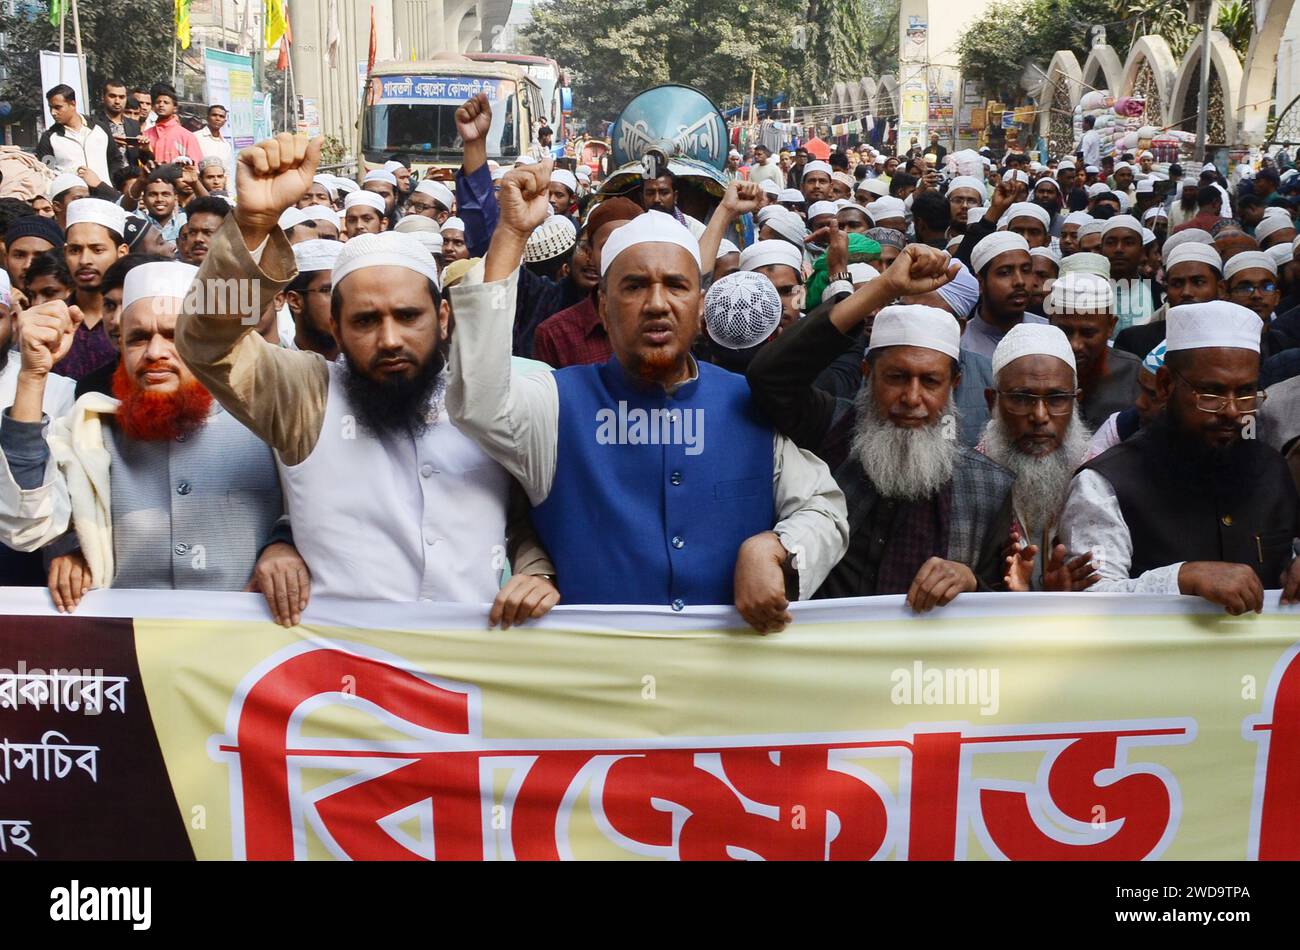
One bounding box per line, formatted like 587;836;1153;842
851;388;960;501
980;408;1092;541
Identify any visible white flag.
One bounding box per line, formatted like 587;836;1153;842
327;0;341;68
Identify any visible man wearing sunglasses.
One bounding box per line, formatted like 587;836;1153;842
1059;301;1300;614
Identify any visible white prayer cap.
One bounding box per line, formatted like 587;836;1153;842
64;197;127;238
1139;150;1154;159
1135;179;1155;194
833;199;854;211
716;238;740;261
1139;228;1156;246
739;239;803;273
344;190;386;215
759;179;781;197
755;204;784;225
1058;252;1110;279
292;238;344;274
415;179;455;209
599;209;701;276
1057;159;1076;170
1029;246;1061;266
998;201;1049;229
278;206;307;230
1142;206;1168;222
867;305;961;360
947;175;986;197
1087;182;1109;197
332;231;440;290
550;168;578;193
383;160;405;173
762;209;807;246
1223;251;1277;281
1114;162;1132;173
1267;242;1293;270
1046;270;1114;315
48;172;85;199
1113;191;1132;212
363;169;397;186
393;215;444;254
524;215;577;263
966;206;987;225
992;322;1076;379
1077;220;1105;240
971;231;1029;274
1166;242;1222;273
312;174;338;198
440;216;466;233
848;262;878;285
935;261;980;318
865;196;906;221
1035;176;1060;192
1102;215;1144;237
777;187;804;203
1166;301;1261;353
856;178;888;198
1201;162;1218;174
832;172;855;188
1263;206;1292;219
300;204;341;229
802;160;833;177
1001;169;1029;185
575;165;591;179
333;177;359;195
1162;228;1213;253
121;261;199;312
1255;214;1296;243
705;270;782;350
806;200;838;220
1084;165;1100;174
1063;211;1094;227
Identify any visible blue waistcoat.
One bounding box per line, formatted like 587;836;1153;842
531;358;775;609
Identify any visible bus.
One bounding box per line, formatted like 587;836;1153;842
359;54;548;181
465;52;569;144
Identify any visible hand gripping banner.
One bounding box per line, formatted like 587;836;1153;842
0;588;1297;860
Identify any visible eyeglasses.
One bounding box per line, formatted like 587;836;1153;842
996;391;1078;415
1229;280;1278;296
1170;368;1267;414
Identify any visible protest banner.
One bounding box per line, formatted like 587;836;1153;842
0;588;1296;861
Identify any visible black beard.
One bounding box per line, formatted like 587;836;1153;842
341;348;446;439
1146;412;1266;494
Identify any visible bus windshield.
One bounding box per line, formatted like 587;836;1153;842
362;75;519;162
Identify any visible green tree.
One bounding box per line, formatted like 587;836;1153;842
522;0;881;127
0;0;175;122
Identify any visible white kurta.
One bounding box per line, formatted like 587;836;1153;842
276;360;511;602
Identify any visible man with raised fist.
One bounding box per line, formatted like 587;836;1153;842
444;158;849;633
0;268;303;621
174;132;558;627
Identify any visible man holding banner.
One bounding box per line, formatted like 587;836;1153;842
1060;301;1300;613
445;152;850;632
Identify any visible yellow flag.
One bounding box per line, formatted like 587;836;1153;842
175;0;191;50
265;0;288;50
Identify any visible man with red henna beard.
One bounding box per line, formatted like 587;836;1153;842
0;262;311;625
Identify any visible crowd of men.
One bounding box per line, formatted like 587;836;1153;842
0;85;1297;629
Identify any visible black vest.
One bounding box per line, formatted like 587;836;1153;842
1084;425;1298;586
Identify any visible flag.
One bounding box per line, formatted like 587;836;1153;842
275;7;293;71
326;0;340;68
367;5;378;75
265;0;288;50
48;0;63;26
175;0;192;50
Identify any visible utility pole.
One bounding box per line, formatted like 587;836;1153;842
1194;0;1214;164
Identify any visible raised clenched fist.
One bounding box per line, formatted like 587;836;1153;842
18;300;83;377
497;158;554;237
234;133;324;239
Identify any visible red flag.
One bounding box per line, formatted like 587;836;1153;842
367;5;377;74
276;9;292;70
